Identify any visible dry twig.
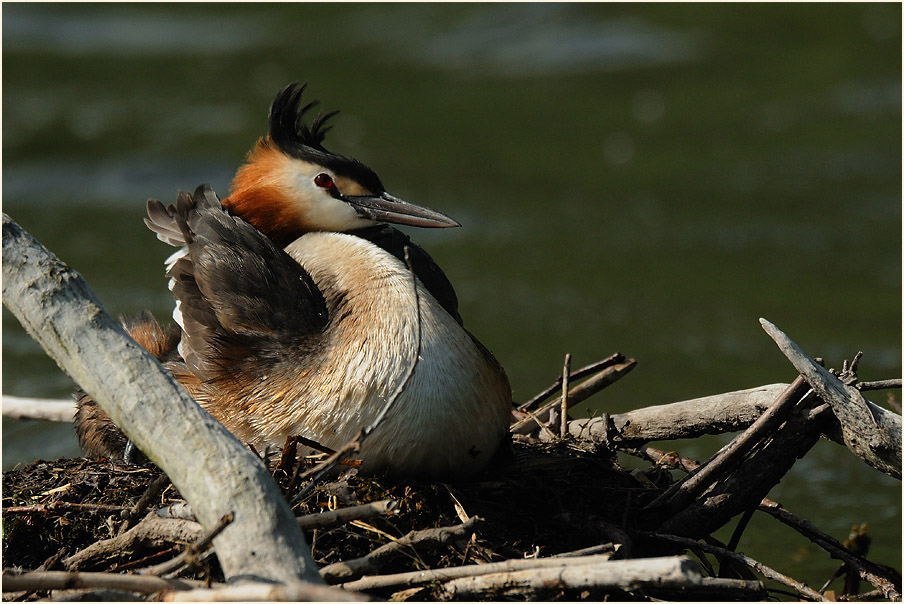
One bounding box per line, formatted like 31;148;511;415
291;436;362;504
511;356;636;435
339;552;617;593
643;532;828;601
3;501;127;516
647;376;810;512
141;512;234;578
2;569;196;594
161;580;369;601
517;352;626;411
758;500;901;599
321;516;482;584
63;512;203;571
119;472;171;534
560;353;571;438
439;555;763;600
297;500;398;531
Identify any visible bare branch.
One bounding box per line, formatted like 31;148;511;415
760;318;901;479
439;555;763;600
321;516;482;584
161;580;369;601
758;500;901;599
63;512;203;570
647;376;810;511
2;213;320;583
643;532;827;601
339;552;616;592
2;395;75;422
511;357;636;434
2;569;196;594
569;383;789;446
297;500;398;531
517;352;627;412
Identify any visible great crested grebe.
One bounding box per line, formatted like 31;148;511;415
75;83;513;479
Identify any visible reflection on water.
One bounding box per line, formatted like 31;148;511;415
2;3;900;588
394;6;703;75
2;9;272;55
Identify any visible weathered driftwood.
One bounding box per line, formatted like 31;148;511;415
1;213;320;585
160;580;369;601
2;395;76;422
569;374;900;478
297;499;398;531
569;383;792;445
645;532;828;601
63;511;203;571
760;318;902;480
439;555;764;599
647;377;810;512
1;570;364;602
1;570;198;595
653;391;832;538
338;551;618;592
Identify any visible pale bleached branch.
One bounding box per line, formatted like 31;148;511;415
760;318;901;480
440;555;764;600
338;552;615;592
1;569;197;594
321;516;482;584
161;580;369;601
2;213;320;584
2;395;76;422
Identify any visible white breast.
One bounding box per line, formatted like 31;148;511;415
270;232;511;478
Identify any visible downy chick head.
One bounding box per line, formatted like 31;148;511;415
223;82;459;245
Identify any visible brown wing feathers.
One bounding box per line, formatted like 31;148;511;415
163;185;328;380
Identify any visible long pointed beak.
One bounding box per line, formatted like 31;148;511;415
342;192;460;229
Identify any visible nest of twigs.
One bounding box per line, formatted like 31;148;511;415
3;350;900;601
3;436;686;601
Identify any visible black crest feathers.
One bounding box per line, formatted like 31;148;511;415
266;82;385;194
269;82;339;155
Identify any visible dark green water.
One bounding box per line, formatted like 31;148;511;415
3;3;900;591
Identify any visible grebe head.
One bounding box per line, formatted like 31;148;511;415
223;82;459;245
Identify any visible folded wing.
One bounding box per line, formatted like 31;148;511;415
146;185;328;382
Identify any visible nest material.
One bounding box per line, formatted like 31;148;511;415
2;438;670;600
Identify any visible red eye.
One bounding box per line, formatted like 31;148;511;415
314;173;334;189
